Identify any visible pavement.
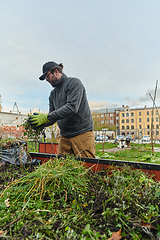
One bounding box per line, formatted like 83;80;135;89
153;147;160;152
100;147;131;153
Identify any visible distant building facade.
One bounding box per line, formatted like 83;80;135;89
91;105;160;139
0;111;27;126
0;111;27;138
119;105;160;138
91;107;122;131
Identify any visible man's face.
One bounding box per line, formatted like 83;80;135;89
45;70;59;87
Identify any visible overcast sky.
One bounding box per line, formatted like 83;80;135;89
1;0;160;114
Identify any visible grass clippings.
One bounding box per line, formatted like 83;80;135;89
0;157;160;239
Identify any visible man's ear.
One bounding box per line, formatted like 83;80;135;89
54;69;58;73
54;69;60;76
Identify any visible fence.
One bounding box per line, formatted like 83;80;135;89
117;128;160;140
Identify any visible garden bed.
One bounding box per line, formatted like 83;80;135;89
1;140;160;238
0;159;160;239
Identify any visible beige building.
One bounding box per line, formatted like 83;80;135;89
119;105;160;138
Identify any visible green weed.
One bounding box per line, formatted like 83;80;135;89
0;159;160;239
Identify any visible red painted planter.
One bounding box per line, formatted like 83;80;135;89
39;142;58;154
29;151;160;181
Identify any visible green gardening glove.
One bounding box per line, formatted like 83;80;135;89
30;113;50;127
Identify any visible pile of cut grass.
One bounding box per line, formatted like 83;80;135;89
0;157;160;239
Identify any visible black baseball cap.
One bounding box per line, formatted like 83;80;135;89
39;61;59;80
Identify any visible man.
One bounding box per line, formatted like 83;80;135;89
30;61;95;158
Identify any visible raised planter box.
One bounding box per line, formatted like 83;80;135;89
39;142;58;154
29;151;160;181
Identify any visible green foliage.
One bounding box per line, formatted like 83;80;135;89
95;142;160;164
1;160;160;239
26;140;39;152
95;152;115;159
95;142;116;150
22;115;45;141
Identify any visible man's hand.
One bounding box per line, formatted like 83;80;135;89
29;113;50;127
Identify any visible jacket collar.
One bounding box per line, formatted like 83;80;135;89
55;73;66;87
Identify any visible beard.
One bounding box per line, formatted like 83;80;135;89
50;78;59;87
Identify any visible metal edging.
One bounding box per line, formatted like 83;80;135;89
29;152;160;171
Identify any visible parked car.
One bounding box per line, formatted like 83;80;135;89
125;135;135;142
114;135;125;144
141;135;151;142
95;135;108;142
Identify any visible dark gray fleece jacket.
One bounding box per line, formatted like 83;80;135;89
47;73;93;138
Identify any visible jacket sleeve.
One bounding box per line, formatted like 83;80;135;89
47;78;84;122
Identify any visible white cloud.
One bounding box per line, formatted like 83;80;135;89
89;101;109;110
1;0;160;113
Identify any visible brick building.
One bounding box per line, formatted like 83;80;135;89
91;107;122;131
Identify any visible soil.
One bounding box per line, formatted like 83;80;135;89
0;162;159;239
0;162;36;191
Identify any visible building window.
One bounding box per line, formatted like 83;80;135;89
139;112;141;116
110;114;113;117
156;110;158;115
156;117;158;122
156;125;159;129
122;126;125;129
139;125;141;129
157;131;159;135
147;131;150;135
126;119;129;123
101;120;104;124
122;113;124;117
126;125;129;129
147;125;150;129
126;113;129;117
139;118;141;122
131;119;134;123
147;118;149;122
116;116;119;119
110;120;113;123
131;125;134;129
97;115;99;118
131;112;134;116
101;114;104;117
147;111;149;115
122;119;124;123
